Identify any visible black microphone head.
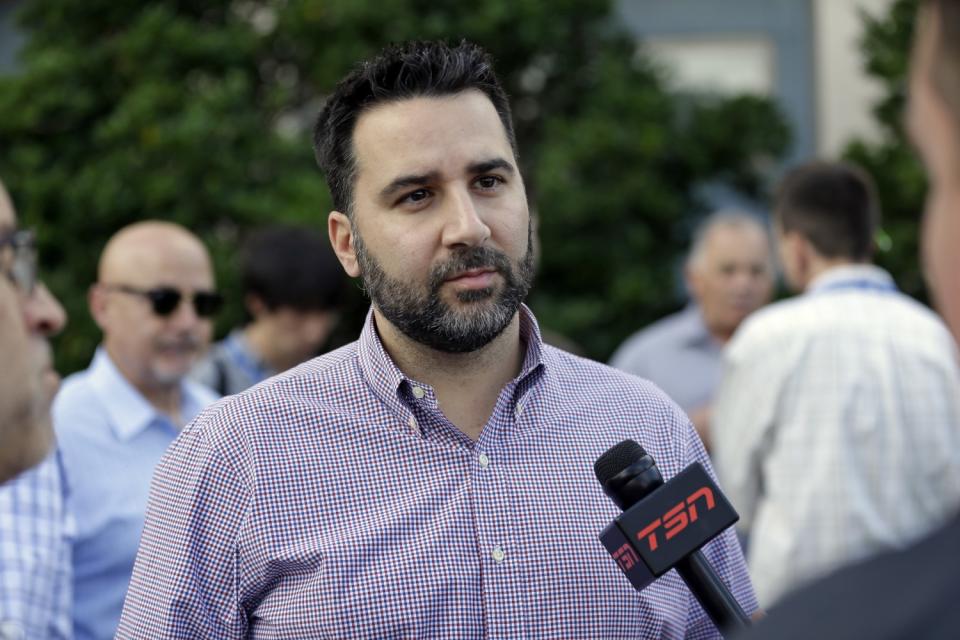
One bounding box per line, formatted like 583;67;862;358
594;439;647;487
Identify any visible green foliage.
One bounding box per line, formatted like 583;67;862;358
844;0;928;299
0;0;789;369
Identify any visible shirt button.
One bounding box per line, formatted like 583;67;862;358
515;403;524;416
412;386;425;399
491;546;505;563
408;416;417;430
478;452;490;469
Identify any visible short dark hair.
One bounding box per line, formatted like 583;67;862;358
312;40;517;215
241;225;344;312
774;162;880;261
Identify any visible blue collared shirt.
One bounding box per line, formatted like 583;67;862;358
54;348;217;640
119;306;757;638
0;452;73;640
609;305;723;413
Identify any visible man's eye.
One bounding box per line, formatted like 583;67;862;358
476;176;503;190
402;189;430;204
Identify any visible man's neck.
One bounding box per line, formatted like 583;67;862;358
373;309;526;441
244;322;287;372
140;384;184;426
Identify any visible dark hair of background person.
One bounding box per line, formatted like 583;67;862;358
241;225;344;314
312;40;518;216
924;0;960;136
773;161;880;261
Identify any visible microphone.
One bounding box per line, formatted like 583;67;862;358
594;439;751;635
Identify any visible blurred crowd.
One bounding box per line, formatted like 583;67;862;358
1;0;959;638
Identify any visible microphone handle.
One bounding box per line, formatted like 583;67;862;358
676;550;752;634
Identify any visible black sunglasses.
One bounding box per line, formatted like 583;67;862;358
104;284;223;318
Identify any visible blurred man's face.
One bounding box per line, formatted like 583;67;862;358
908;6;960;340
0;189;67;482
687;223;774;341
330;90;534;353
93;230;215;393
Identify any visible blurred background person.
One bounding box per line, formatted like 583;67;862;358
609;210;774;448
713;161;960;608
54;221;220;639
0;177;69;639
191;224;344;395
0;178;66;482
736;2;960;637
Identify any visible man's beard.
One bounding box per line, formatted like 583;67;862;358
354;223;535;353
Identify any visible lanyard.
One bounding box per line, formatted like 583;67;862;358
813;279;898;294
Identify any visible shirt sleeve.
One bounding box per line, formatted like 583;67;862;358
0;453;72;639
680;415;760;639
117;420;251;639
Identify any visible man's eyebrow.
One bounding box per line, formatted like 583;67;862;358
379;171;441;201
468;158;516;176
378;158;516;201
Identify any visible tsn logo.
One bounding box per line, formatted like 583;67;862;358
635;487;716;552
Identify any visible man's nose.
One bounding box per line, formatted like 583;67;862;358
24;282;67;337
167;293;203;328
441;188;491;248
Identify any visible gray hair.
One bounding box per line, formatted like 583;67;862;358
686;209;771;269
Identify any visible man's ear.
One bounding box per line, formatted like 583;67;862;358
88;284;109;332
684;262;704;303
328;211;360;278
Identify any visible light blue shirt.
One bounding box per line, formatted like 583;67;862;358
53;348;217;640
608;305;723;413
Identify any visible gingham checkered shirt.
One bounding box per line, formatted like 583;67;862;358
0;453;72;639
119;305;757;638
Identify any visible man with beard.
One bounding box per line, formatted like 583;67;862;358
119;41;756;638
54;221;220;639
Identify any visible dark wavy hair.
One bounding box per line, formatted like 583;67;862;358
312;40;517;216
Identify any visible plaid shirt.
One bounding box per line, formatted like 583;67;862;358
0;453;72;639
119;306;756;639
713;265;960;607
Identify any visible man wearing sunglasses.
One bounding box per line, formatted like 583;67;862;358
51;221;220;639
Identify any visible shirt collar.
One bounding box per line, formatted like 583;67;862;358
807;264;895;294
87;347;215;441
357;304;547;433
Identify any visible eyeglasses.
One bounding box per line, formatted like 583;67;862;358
103;284;223;318
0;229;38;296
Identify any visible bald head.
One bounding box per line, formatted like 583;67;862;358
98;221;212;285
91;221;216;396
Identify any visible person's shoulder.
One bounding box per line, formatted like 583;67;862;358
185;341;362;446
547;346;689;419
741;514;960;640
725;297;812;356
609;309;695;367
544;346;703;477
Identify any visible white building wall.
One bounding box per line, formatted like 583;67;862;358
813;0;896;157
